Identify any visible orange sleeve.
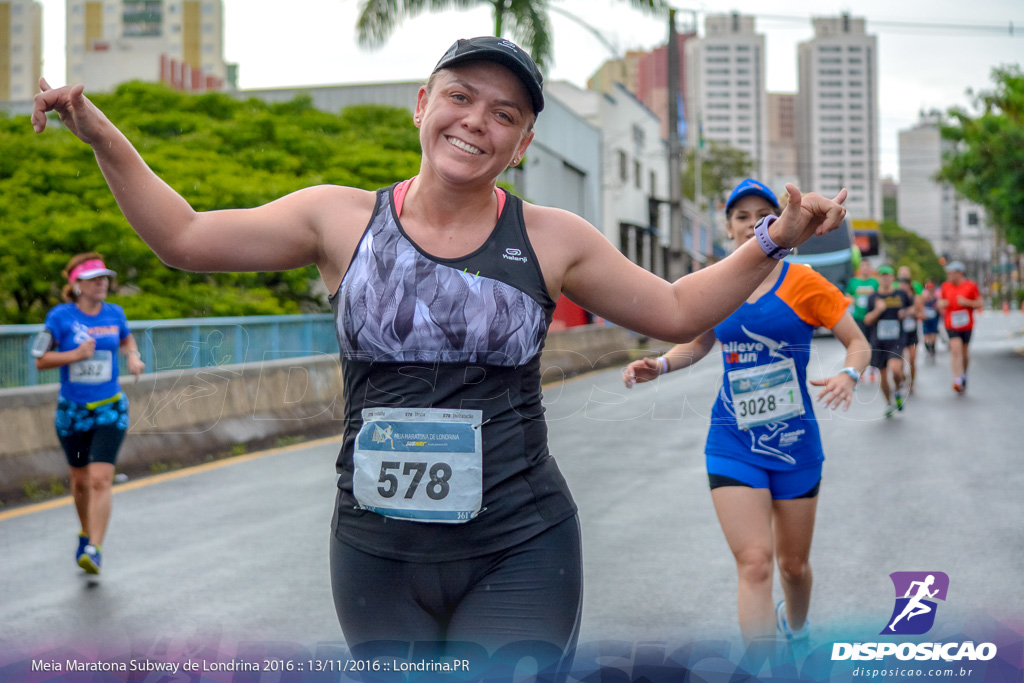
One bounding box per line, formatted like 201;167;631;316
776;263;850;329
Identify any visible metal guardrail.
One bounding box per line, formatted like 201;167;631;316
0;314;339;389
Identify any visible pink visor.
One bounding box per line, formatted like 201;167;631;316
69;259;116;284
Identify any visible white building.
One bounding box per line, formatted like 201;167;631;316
66;0;228;92
796;14;880;221
898;116;991;265
0;0;42;101
684;13;768;181
547;80;669;274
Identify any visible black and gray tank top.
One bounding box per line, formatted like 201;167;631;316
330;182;577;562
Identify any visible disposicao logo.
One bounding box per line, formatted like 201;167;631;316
831;571;998;663
882;571;949;635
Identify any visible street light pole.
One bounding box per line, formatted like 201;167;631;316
667;9;687;277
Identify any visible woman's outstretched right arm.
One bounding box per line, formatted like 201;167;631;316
32;79;357;279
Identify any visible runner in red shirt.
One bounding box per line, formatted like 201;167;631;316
937;261;983;394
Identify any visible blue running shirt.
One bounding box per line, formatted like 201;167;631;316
44;302;131;404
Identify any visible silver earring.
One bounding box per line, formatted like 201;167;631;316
73;285;81;296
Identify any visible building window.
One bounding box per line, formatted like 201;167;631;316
967;212;979;226
634;161;642;189
618;151;628;182
848;45;862;52
819;46;841;53
736;57;750;63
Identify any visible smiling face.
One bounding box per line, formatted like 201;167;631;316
415;61;535;188
725;195;778;247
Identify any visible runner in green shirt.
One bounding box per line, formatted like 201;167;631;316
846;260;879;335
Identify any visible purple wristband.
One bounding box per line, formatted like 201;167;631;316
754;215;792;260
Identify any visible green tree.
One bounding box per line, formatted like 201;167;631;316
355;0;668;72
681;141;755;209
939;65;1024;250
880;219;946;284
0;82;422;324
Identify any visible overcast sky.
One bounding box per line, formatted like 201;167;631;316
35;0;1024;180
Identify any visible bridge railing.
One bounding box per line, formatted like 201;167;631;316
0;314;339;389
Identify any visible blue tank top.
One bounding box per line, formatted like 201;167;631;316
705;262;849;470
330;183;577;562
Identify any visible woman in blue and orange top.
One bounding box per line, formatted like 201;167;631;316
33;252;145;576
623;179;870;643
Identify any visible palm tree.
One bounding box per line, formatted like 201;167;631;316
355;0;669;72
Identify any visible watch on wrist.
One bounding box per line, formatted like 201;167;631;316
753;215;793;260
840;367;860;384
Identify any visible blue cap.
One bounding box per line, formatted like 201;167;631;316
726;179;779;213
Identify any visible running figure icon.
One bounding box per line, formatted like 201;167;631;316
888;575;939;631
882;571;949;635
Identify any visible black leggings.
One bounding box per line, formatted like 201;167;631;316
330;514;583;666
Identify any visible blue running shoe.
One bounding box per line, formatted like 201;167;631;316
78;544;101;574
76;533;90;563
776;600;809;641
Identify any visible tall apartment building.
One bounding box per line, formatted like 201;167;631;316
898;116;991;264
0;0;42;101
766;92;798;190
66;0;228;92
684;13;768;181
796;14;880;221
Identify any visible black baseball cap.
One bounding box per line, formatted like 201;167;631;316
432;36;545;114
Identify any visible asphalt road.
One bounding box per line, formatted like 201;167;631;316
2;312;1022;664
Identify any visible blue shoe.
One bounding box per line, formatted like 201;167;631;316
76;533;90;563
776;600;809;641
78;544;101;574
